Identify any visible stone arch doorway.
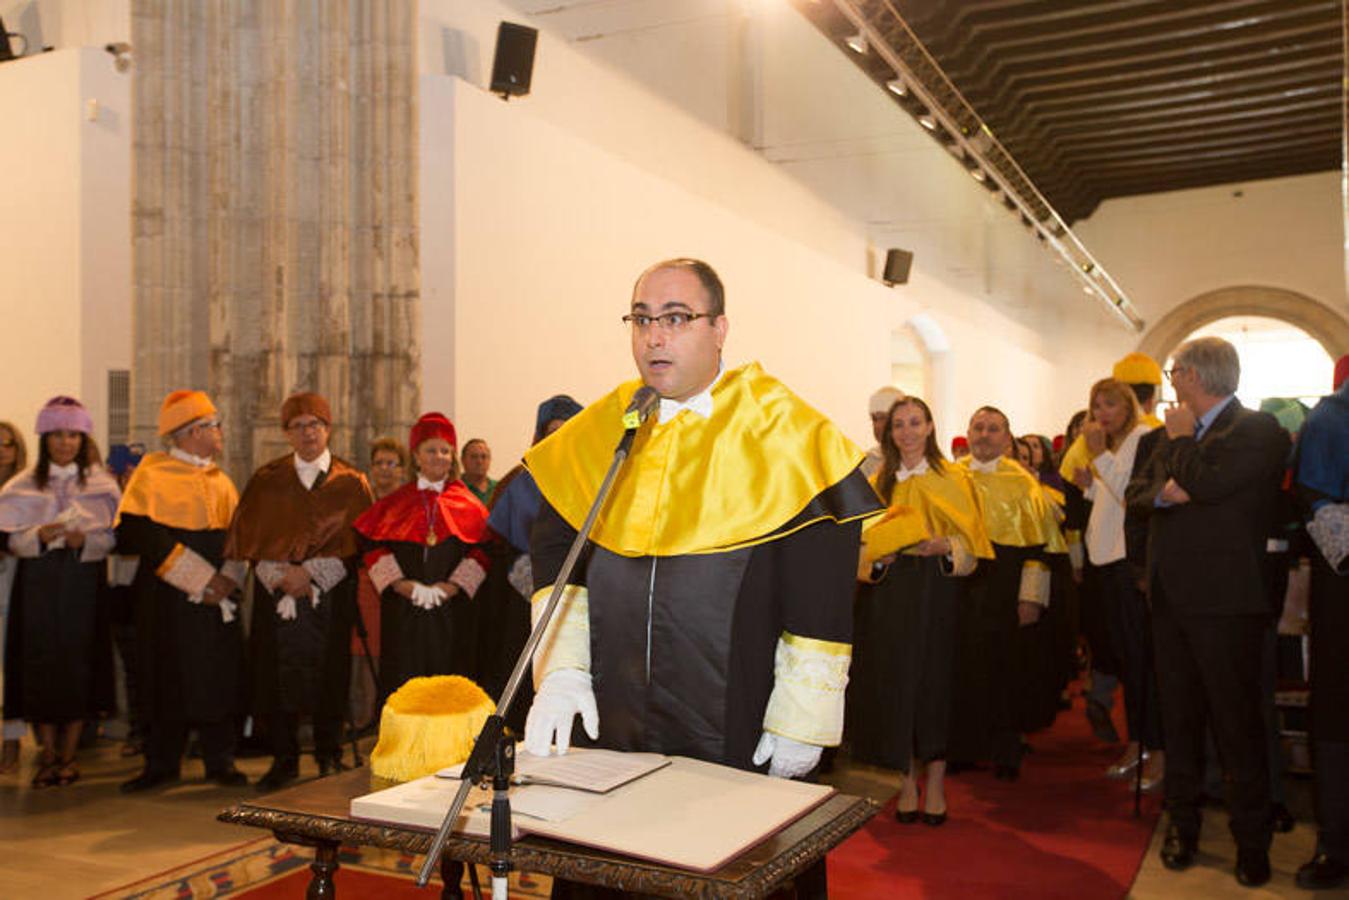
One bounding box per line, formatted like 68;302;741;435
1138;286;1349;363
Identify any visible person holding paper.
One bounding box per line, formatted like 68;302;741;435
850;396;991;826
522;258;881;786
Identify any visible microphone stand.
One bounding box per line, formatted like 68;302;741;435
415;404;651;895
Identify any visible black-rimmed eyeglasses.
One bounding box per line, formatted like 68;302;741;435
622;312;714;332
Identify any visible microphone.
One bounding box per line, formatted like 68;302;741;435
621;385;659;430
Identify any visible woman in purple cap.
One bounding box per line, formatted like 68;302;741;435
0;397;120;787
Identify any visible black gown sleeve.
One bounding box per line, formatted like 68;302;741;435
115;513;180;572
529;498;590;592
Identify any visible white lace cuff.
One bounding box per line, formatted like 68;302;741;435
303;556;348;593
1018;560;1051;606
156;544;216;598
530;584;591;687
449;555;487;597
368;552;404;594
762;632;850;746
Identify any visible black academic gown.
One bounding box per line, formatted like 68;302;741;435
530;474;869;773
948;542;1051;768
364;537;479;699
115;515;243;726
2;540;113;723
850;554;963;771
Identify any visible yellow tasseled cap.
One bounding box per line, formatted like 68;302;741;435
1111;352;1162;386
370;675;495;782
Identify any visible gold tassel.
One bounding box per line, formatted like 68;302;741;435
371;675;495;782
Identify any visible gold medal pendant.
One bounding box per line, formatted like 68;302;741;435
426;531;438;547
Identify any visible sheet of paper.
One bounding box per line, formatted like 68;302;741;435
437;746;670;793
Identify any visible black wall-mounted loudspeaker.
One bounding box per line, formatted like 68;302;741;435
490;22;538;99
882;248;913;286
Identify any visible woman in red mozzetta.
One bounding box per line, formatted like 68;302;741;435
353;413;489;706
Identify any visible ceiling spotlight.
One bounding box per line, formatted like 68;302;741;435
917;113;937;130
1002;195;1017;211
885;78;908;97
845;33;867;54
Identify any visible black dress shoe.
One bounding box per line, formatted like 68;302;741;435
1295;851;1348;890
1235;848;1271;887
120;770;179;794
1270;802;1295;834
1159;826;1198;871
207;766;249;787
1085;698;1121;744
994;765;1020;782
317;755;350;777
255;759;300;792
895;807;920;824
921;811;947;827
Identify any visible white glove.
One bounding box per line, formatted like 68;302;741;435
410;583;449;610
219;598;238;624
752;732;823;779
524;669;599;757
276;595;298;621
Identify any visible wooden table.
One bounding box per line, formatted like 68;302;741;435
218;768;878;898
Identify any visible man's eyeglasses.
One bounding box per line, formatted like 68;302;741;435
1164;366;1185;382
192;418;223;431
286;419;327;434
622;312;714;332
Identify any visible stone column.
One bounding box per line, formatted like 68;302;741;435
132;0;420;483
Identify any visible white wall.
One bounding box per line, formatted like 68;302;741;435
0;0;129;55
1076;172;1348;326
0;47;132;456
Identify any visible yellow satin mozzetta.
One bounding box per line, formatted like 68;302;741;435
959;457;1067;552
1057;412;1163;483
862;466;995;564
524;363;869;557
115;451;239;531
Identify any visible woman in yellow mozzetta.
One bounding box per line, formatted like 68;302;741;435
849;396;993;826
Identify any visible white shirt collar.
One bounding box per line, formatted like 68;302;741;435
657;363;724;425
294;448;331;489
170;447;214;468
417;475;447;493
968;455;1002;474
895;458;930;482
47;462;79;479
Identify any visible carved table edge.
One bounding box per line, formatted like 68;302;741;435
218;795;881;899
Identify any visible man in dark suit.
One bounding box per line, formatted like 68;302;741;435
1126;336;1290;888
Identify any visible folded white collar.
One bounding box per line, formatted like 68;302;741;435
657;363;725;425
417;475;446;493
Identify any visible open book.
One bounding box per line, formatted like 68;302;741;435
351;750;834;872
436;747;669;793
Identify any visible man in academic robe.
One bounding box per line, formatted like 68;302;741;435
1293;354;1349;890
116;390;249;791
521;258;882;898
1126;337;1290;888
949;406;1066;780
225;392;373;791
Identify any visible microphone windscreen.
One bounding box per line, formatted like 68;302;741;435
622;386;659;430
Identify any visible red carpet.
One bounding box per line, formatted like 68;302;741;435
238;867;430;898
828;695;1161;899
